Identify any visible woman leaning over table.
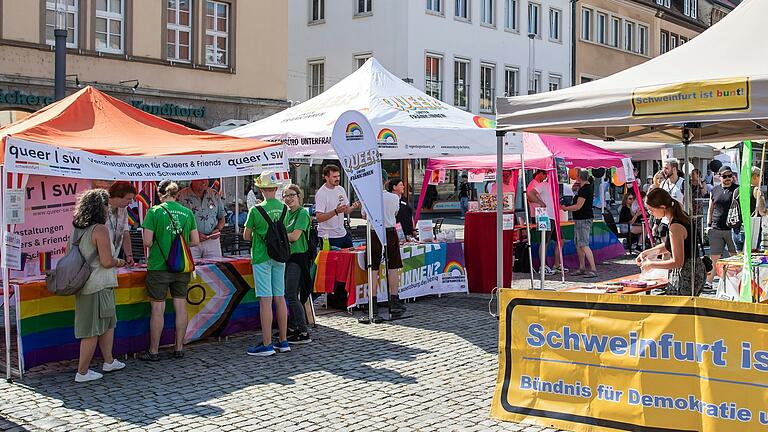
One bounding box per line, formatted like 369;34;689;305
282;184;312;345
72;189;127;383
636;188;704;296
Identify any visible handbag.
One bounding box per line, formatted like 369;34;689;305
726;189;742;228
157;206;195;273
695;224;713;273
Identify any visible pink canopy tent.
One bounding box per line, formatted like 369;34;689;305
414;133;651;284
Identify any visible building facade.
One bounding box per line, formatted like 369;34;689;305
0;0;289;130
287;0;573;207
574;0;736;84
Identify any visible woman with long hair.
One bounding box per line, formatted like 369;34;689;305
282;184;312;344
636;188;704;296
618;193;643;250
71;189;126;382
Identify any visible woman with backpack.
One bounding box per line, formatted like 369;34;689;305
71;189;127;382
282;184;312;345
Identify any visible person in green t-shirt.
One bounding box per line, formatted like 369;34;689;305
243;172;290;357
140;180;199;362
282;184;312;345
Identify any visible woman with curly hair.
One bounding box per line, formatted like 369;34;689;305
71;189;127;383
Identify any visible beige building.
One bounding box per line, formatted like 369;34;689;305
0;0;289;129
574;0;735;84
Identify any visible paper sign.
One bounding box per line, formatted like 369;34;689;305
3;231;22;270
535;207;549;231
4;189;25;224
622;158;636;182
468;170;486;183
503;214;515;230
554;158;569;184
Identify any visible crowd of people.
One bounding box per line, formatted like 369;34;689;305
69;164;414;382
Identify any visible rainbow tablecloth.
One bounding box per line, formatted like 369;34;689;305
529;220;625;269
14;258;259;371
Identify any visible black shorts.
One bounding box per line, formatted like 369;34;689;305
368;227;403;269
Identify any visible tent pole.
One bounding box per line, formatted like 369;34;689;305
683;126;695;297
2;165;11;382
519;147;535;290
495;133;504;303
234;176;239;235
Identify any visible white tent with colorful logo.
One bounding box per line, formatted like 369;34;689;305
227;58;496;159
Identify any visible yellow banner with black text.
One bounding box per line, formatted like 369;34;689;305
491;289;768;432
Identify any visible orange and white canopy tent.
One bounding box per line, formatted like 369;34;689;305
0;86;287;180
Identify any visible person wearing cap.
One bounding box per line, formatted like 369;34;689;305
706;165;739;284
178;179;226;260
141;180;200;361
244;172;290;357
227;198;248;226
642;175;653;194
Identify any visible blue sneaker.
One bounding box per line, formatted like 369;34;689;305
247;344;275;357
274;340;291;353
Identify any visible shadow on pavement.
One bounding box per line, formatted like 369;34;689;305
13;324;428;427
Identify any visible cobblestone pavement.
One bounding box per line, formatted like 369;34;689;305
0;257;642;432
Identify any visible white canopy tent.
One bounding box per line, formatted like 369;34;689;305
496;0;767;144
228;58;496;159
585;141;716;162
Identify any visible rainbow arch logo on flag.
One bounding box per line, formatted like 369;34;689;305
445;260;465;276
377;128;398;149
473;116;496;129
345;122;364;140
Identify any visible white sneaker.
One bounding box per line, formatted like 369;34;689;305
75;369;103;383
543;266;556;275
102;359;126;373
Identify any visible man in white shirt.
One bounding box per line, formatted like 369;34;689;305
362;172;405;318
314;164;360;248
526;170;562;273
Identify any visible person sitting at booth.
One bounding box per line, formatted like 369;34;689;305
637;188;704;296
490;170;515;194
527;170;562;273
618;193;644;251
227;199;248;226
178;179;226;259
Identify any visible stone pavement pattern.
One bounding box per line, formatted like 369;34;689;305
0;257;643;432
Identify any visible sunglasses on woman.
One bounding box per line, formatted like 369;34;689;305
721;174;733;179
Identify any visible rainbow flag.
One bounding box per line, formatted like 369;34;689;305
126;206;139;227
38;251;52;273
136;189;152;208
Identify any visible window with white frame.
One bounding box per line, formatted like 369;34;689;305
426;0;442;13
595;12;606;44
308;60;324;98
479;63;495;113
455;0;469;20
481;0;494;25
624;20;635;52
638;25;648;55
527;2;540;36
684;0;697;19
504;67;519;97
610;16;620;47
167;0;192;62
532;71;541;94
656;0;670;7
46;0;78;48
680;36;688;44
95;0;124;53
504;0;518;30
425;55;443;100
660;30;669;53
205;1;229;67
356;0;372;15
580;7;591;41
454;59;469;110
354;53;371;69
670;34;677;49
548;74;561;92
549;8;560;41
310;0;325;22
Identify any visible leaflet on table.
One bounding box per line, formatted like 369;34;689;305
4;137;288;181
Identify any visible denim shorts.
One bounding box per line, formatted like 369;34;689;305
252;260;286;298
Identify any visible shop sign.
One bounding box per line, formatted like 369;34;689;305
129;101;206;118
0;89;54;107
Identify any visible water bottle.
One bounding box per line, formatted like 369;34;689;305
322;234;331;251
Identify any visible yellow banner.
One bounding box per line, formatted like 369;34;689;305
491;289;768;432
632;78;750;117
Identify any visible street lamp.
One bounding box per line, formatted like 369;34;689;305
53;0;68;101
527;32;536;95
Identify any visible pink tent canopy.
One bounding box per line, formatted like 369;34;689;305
427;133;626;171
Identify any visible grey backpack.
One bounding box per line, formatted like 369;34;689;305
45;227;98;296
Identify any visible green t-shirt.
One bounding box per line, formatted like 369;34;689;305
245;198;288;264
142;201;197;271
286;207;311;254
